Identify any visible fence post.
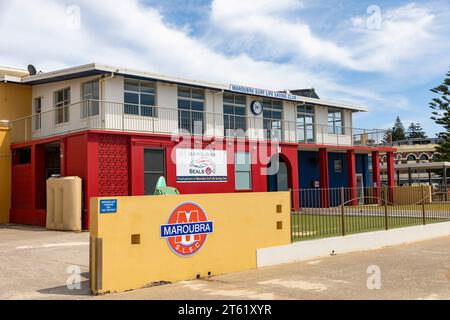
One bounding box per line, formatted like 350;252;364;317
289;188;293;243
421;185;426;225
384;186;388;230
340;187;345;236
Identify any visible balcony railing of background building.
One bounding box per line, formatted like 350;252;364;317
9;100;390;147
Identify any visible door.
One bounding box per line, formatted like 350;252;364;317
356;173;364;205
267;157;289;192
144;148;166;195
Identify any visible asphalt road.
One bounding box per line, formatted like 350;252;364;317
0;224;449;300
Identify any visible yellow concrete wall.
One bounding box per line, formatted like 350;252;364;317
0;128;11;224
0;82;32;223
393;186;432;205
90;192;291;294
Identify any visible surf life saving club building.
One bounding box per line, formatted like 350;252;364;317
7;63;396;229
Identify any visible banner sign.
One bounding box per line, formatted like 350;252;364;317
230;84;300;101
176;149;227;182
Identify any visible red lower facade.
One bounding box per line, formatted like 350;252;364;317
10;130;395;230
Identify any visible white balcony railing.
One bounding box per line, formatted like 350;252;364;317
9;100;389;147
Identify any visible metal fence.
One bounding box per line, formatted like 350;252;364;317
9;99;389;147
291;185;450;241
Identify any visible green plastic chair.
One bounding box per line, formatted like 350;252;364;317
154;176;180;195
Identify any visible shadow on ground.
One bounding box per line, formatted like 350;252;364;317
37;272;91;297
37;280;91;297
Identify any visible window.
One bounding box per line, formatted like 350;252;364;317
81;80;100;117
223;93;246;137
15;147;31;164
334;159;343;173
420;154;429;162
407;154;417;163
297;104;315;143
328;108;344;135
235;152;252;190
124;78;156;117
54;88;70;124
262;99;283;140
144;149;165;195
33;97;42;130
178;86;204;134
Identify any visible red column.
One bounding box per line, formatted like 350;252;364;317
85;133;99;230
347;149;357;206
371;151;381;203
34;144;46;210
319;148;329;208
386;151;395;203
283;147;299;211
130;141;144;196
387;152;395;187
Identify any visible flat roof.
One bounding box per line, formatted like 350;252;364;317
17;63;368;112
0;75;24;83
380;162;450;171
0;66;28;77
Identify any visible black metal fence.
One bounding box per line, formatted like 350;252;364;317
291;185;450;241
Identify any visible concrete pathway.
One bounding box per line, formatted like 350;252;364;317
0;224;448;300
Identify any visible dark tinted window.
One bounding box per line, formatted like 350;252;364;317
144;149;165;195
17;147;31;164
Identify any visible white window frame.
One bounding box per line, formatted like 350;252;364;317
235;152;252;190
124;78;157;117
81;79;100;118
177;85;205;134
297;104;315;143
33;97;42;130
262;99;283;141
328;108;344;135
223;92;247;137
54;87;70;125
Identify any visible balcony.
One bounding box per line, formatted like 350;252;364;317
9;100;389;147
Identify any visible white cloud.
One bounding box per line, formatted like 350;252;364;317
210;0;359;70
0;0;447;135
349;3;441;73
209;1;449;75
0;0;368;101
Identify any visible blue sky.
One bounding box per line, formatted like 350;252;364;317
0;0;449;136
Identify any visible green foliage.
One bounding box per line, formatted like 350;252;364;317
391;116;406;141
382;128;393;143
430;69;450;161
406;122;427;139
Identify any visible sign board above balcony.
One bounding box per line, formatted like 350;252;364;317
230;84;300;101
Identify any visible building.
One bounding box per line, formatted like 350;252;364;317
6;63;396;229
0;67;32;223
380;138;444;185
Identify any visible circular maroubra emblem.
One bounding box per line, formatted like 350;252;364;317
160;202;214;257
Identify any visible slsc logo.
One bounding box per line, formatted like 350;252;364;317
160;202;213;257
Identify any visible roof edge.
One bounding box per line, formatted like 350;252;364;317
19;62;368;111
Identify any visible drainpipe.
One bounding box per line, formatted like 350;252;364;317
98;72;116;128
99;72;116;100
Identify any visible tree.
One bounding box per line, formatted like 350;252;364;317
382;128;393;144
430;68;450;161
391;116;406;141
406;122;427;139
